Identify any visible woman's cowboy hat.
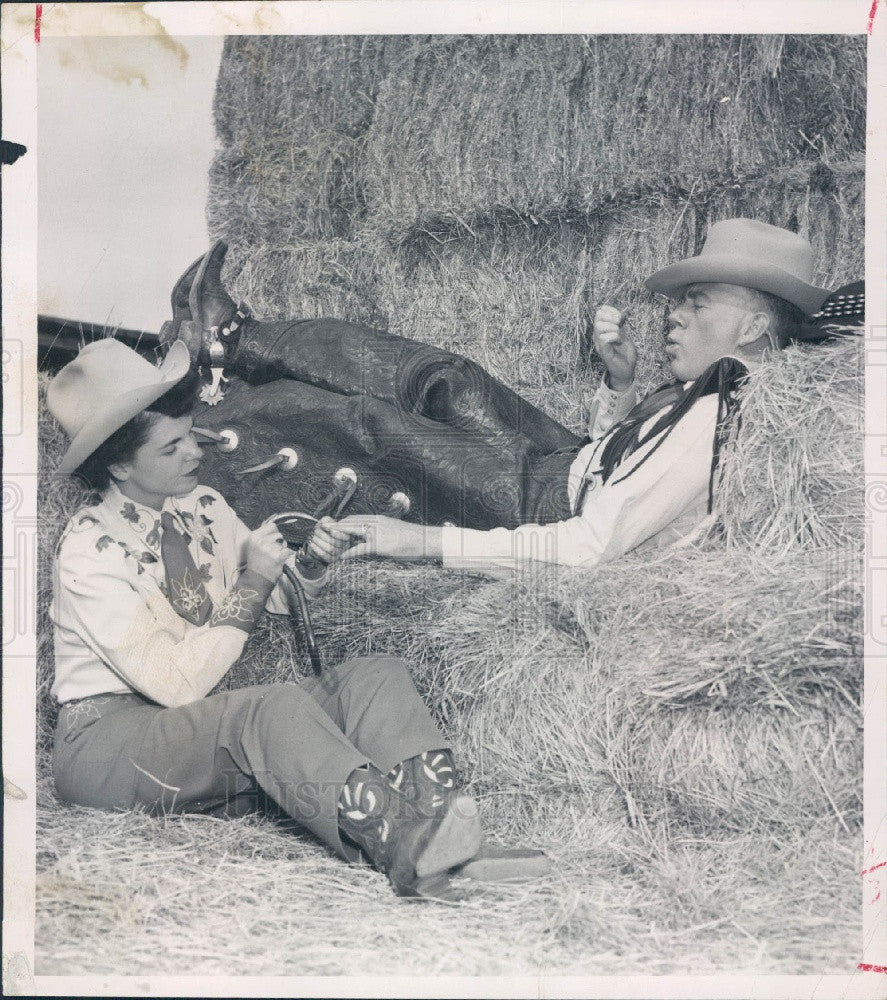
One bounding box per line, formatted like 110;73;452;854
47;338;191;474
645;218;830;316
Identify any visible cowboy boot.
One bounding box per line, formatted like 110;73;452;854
158;250;218;355
337;763;483;901
160;240;250;366
387;751;553;883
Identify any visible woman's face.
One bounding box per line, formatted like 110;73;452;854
110;413;203;509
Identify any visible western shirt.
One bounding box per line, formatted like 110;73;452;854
440;377;717;574
51;482;326;707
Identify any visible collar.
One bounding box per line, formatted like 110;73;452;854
101;483;191;549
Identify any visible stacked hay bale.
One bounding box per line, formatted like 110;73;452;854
202;32;864;847
208;34;863;409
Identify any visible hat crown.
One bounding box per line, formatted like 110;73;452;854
643;216;829;314
699;218;816;284
47;339;164;440
46;338;191;474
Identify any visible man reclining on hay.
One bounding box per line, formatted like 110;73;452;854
312;219;833;572
162;219;838;575
46;341;548;903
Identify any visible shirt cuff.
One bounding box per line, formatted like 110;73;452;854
211;568;275;633
590;376;639;437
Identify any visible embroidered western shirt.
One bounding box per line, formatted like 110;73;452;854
440;376;717;574
50;482;327;707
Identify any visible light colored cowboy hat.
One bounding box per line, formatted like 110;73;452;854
47;338;191;474
645;218;831;316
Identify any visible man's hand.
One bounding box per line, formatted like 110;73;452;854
333;515;443;563
246;520;292;583
304;516;363;566
592;305;637;391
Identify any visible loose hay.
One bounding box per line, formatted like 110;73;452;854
35;777;860;976
718;336;864;553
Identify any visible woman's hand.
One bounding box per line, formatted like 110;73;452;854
333;515;443;563
246;520;291;583
592;305;637;391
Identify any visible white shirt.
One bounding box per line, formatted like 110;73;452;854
50;483;325;707
440;378;717;575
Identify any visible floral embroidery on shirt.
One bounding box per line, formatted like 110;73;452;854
96;535;114;553
198;494;216;508
78;513;99;527
196;563;213;583
119;502;146;527
145;519;161;549
199;535;215;556
199;515;219;546
210;588;259;626
114;541;158;575
170;569;211;619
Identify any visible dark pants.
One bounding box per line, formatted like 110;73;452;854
52;656;446;858
192;316;582;530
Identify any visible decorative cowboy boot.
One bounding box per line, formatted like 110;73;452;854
158;251;215;355
337;762;483;901
159;240;250;368
388;750;553;883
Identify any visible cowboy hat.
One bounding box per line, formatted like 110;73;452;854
48;338;191;474
645;218;831;316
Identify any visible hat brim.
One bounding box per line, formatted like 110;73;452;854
57;340;192;475
644;253;831;316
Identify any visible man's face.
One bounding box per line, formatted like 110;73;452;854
112;413;203;509
664;282;760;382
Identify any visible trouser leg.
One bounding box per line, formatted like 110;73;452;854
54;685;368;857
193;375;579;529
53;662;449;859
300;654;448;776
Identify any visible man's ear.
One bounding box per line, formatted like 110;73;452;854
737;311;771;348
108;461;130;484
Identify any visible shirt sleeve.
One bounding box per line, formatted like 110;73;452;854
211;492;330;613
55;535;252;708
588;375;639;439
441;394;718;574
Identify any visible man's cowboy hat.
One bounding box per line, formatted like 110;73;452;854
645;218;830;316
48;338;191;474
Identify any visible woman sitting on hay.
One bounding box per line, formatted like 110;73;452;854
163;218;842;573
46;341;549;904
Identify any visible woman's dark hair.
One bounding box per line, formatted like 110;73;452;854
73;366;201;492
597;356;749;514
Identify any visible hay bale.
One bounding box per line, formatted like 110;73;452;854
209;35;413;245
209;35;865;249
360;36;864;243
285;543;861;840
218;239;389;328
